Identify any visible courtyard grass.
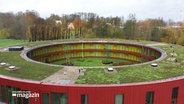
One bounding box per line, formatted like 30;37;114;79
53;58;128;66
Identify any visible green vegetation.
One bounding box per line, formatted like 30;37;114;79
76;63;184;84
1;11;184;45
0;52;60;80
0;39;26;48
76;44;184;84
53;58;128;66
0;28;10;39
1;10;184;84
1;39;184;84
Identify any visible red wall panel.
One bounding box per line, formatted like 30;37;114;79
1;75;184;104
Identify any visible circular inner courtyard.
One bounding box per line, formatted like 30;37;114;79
24;41;165;68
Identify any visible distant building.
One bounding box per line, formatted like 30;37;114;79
55;20;62;25
68;23;75;30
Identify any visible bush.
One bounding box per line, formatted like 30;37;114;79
101;60;113;64
0;28;10;39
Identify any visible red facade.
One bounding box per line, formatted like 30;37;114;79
1;75;184;104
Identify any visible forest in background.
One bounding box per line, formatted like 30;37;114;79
0;10;184;45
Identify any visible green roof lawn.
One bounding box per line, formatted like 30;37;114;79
0;52;60;80
1;39;184;84
76;44;184;84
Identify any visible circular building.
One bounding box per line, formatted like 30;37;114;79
0;40;183;104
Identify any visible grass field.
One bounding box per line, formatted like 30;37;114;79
1;39;184;84
53;58;129;66
0;52;60;80
0;39;26;48
0;38;157;48
76;44;184;84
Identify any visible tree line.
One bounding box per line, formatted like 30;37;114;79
0;10;184;45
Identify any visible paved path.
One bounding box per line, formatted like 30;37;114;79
0;47;9;52
146;43;168;46
42;66;81;84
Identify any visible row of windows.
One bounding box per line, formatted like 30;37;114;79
115;87;179;104
30;49;157;58
29;44;159;58
0;86;28;104
44;92;68;104
30;50;159;63
145;87;179;104
36;52;142;63
42;93;87;104
0;85;179;104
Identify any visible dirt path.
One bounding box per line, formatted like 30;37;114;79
42;66;81;84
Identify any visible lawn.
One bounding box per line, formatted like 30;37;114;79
0;52;60;80
53;58;129;66
76;63;184;84
76;44;184;84
0;38;157;48
0;39;26;48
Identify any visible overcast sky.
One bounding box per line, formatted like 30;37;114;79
0;0;184;21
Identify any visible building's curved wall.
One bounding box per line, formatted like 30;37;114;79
26;42;161;66
1;75;184;104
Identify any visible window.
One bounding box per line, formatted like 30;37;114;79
105;44;109;50
96;52;98;56
115;94;124;104
172;87;178;104
118;53;121;58
71;45;74;50
90;44;94;49
81;94;88;104
0;86;2;101
51;92;68;104
146;91;154;104
3;86;22;104
51;92;59;104
96;44;99;49
42;93;49;104
118;45;121;50
61;93;68;104
1;85;7;102
71;53;74;57
23;97;29;104
14;88;21;104
7;86;14;104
